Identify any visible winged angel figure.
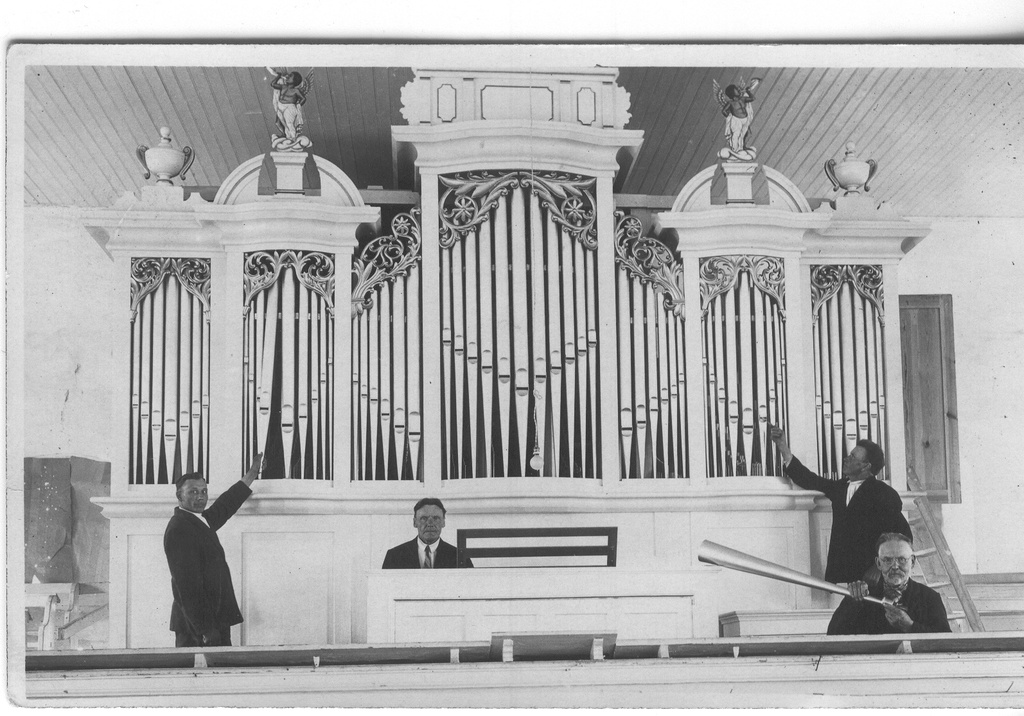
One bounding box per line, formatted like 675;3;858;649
267;67;315;151
713;77;762;161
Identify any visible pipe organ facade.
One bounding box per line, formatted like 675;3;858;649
87;66;929;649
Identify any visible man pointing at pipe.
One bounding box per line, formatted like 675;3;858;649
769;423;912;600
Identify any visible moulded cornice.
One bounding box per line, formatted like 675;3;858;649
82;201;380;256
392;121;644;177
656;208;828;255
805;219;931;260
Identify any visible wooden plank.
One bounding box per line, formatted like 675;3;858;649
488;632;617;662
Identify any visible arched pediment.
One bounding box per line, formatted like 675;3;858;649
671;164;812;213
214;153;365;207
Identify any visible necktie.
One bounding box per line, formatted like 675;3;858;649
423;545;432;569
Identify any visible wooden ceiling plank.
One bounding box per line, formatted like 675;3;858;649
962;70;1024;205
59;66;147;200
23;134;82;206
356;66;388;186
165;67;235;182
883;68;1007;213
342;67;374;186
192;66;255;172
213;67;266;162
320;66;358;181
833;67;955;210
370;66;397;188
898;68;1024;215
766;67;862;194
624;67;684;195
23;113;99;207
640;68;710;196
754;67;829;171
777;67;876;192
240;66;279;153
30;68;118;206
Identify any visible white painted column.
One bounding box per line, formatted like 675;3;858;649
682;253;707;486
215;250;241;490
595;176;621;489
881;262;908;492
419;172;443;492
785;256;818;475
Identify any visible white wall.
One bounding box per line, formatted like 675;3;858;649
899;217;1024;573
21;208;119;463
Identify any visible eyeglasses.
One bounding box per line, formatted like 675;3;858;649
879;557;912;567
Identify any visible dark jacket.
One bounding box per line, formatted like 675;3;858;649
381;537;471;569
827;578;951;635
164;481;252;636
786;457;911;584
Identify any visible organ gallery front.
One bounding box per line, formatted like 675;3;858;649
84;66;928;648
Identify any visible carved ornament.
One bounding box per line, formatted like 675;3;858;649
613;211;684;316
130;257;211;321
243;250;336;317
699;255;785;318
810;264;884;320
351;210;422;316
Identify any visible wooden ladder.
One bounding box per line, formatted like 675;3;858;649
905;467;984;632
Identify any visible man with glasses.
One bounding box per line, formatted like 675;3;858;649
827;532;950;634
382;498;473;569
769;424;912;594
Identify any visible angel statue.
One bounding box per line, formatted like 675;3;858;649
713;77;762;161
266;67;315;151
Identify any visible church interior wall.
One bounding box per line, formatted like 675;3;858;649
898;216;1024;574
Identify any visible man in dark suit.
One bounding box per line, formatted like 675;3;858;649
828;532;951;634
769;424;911;594
163;453;263;647
382;497;473;569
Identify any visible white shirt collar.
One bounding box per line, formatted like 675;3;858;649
417;538;441;567
847;479;865;504
181;507;211;529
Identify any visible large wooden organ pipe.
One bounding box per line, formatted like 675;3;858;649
697;540;887;605
437;170;602;479
243;250;335;480
810;265;888;479
699;256;788;478
129;258;211;484
350;211;423;480
612;213;689;479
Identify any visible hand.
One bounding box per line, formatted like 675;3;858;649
882;602;914;632
847;580;870;601
768;422;793;463
241;452;265;486
201;627;220;645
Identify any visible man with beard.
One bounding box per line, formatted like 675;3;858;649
769;424;912;592
382;498;473;569
827;532;951;635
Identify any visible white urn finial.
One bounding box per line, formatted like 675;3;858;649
824;142;878;196
136;127;195;186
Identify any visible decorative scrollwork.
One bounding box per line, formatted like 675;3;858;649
699;255;786;318
243;250;336;317
613;211;684;316
351;209;422;316
810;264;884;321
438;170;598;249
131;257;211;322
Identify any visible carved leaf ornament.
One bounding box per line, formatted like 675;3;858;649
699;255;786;318
351;209;422;316
130;257;211;321
810;264;884;321
613;211;685;316
242;250;336;317
439;171;598;249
